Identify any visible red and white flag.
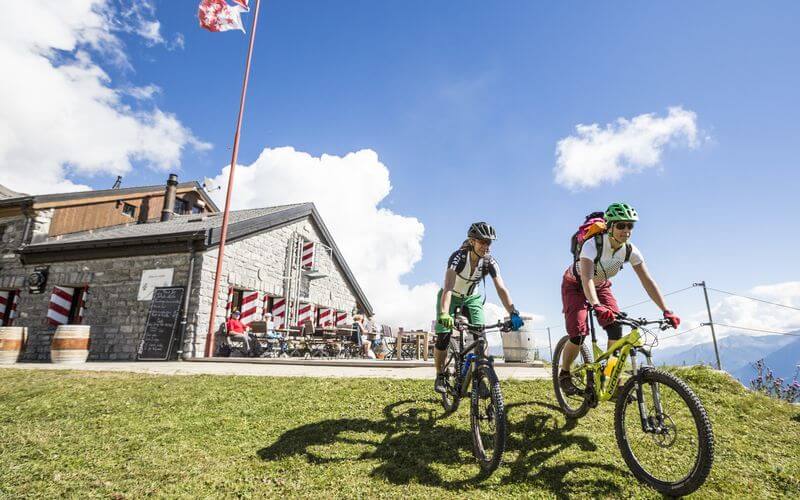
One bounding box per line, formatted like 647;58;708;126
198;0;250;33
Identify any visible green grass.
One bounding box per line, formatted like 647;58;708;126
0;366;798;499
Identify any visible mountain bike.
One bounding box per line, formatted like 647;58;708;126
551;308;714;496
440;312;513;473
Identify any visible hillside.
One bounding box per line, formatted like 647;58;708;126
0;367;798;498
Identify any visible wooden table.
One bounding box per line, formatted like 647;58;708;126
395;331;430;360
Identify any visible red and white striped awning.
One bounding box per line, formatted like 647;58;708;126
297;302;315;326
46;286;74;326
240;290;258;324
318;307;333;328
0;291;10;325
301;241;315;269
272;297;286;329
225;286;234;319
335;310;349;327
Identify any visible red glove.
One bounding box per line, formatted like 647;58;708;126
663;310;681;329
593;304;616;326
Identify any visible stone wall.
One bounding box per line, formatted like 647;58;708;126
0;214;364;361
4;252;198;361
191;217;360;357
0;215;28;288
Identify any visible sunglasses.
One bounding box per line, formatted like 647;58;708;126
615;222;635;230
477;239;493;246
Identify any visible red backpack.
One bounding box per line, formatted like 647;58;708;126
570;211;631;278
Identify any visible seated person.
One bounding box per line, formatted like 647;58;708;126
301;319;315;337
351;314;371;357
265;313;282;340
225;310;261;356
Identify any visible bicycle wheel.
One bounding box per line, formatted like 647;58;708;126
552;335;593;419
615;369;714;496
470;365;506;473
440;338;461;413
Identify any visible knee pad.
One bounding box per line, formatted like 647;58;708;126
435;331;452;351
568;336;585;346
605;322;622;341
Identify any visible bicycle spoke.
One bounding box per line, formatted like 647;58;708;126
621;380;702;484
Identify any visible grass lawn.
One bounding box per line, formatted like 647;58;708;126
1;366;798;498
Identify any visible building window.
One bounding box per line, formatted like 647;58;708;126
191;205;202;214
122;203;136;218
173;198;187;215
228;288;244;317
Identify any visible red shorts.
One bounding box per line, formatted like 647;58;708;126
561;272;619;338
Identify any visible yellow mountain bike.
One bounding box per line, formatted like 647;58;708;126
552;310;714;497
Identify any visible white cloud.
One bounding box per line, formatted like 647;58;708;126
122;84;161;100
709;281;800;334
554;106;700;190
0;0;207;194
210;147;548;331
209;147;439;329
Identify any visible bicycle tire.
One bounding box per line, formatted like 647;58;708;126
470;365;506;473
440;338;461;413
552;335;593;419
615;369;714;497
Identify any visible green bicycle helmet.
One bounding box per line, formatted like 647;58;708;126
605;202;639;223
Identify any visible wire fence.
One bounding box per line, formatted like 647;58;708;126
529;280;800;364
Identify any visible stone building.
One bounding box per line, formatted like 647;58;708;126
0;177;371;361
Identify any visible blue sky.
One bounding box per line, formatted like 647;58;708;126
3;1;800;342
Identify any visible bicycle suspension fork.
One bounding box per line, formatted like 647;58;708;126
631;350;668;433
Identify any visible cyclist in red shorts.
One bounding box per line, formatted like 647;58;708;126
559;203;681;396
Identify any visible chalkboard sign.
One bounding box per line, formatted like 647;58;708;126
137;286;185;361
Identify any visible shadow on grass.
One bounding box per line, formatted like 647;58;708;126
792;412;800;424
258;397;626;495
502;401;624;498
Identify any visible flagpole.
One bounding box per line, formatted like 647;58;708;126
205;0;262;357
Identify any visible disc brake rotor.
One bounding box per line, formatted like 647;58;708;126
648;411;677;448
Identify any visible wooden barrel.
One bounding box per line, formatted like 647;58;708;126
0;327;26;364
51;325;91;363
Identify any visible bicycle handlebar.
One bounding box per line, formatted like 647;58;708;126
454;317;513;333
614;312;673;331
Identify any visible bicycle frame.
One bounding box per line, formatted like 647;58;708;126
572;310;651;402
571;310;669;433
452;323;495;398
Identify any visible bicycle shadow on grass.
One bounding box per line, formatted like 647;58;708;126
258;397;625;495
258;398;487;489
502;400;626;498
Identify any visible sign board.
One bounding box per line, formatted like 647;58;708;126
137;286;184;361
138;268;174;301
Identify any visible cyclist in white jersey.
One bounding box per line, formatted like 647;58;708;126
559;203;681;396
434;222;523;394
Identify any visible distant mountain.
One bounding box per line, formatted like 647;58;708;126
732;337;800;385
654;333;798;376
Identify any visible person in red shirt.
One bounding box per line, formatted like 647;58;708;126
225;310;260;356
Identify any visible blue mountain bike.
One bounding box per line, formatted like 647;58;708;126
440;311;513;473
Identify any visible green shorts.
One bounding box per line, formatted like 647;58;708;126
435;289;485;334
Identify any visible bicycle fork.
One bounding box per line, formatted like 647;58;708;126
631;353;669;434
459;353;477;396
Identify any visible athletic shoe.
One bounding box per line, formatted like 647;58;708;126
434;373;448;394
559;371;583;396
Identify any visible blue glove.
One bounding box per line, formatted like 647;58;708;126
510;308;524;331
